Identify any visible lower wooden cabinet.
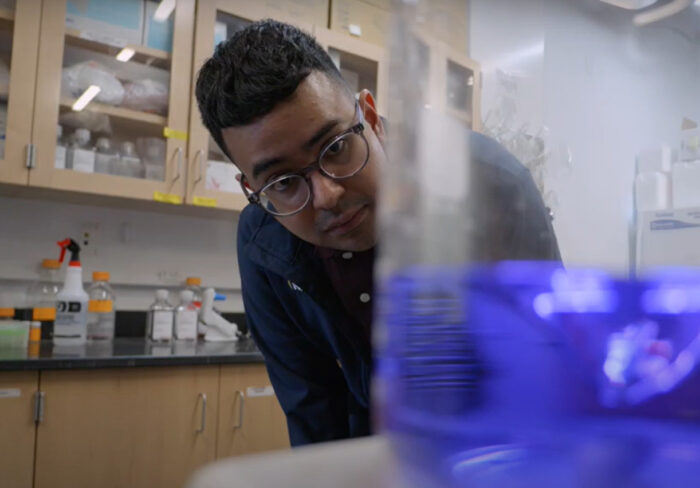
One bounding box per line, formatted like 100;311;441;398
0;371;38;488
34;366;220;488
0;363;288;488
216;364;290;458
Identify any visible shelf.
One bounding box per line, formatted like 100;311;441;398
59;97;167;126
64;28;171;70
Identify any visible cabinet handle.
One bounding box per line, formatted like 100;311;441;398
197;393;207;433
233;390;245;429
33;391;45;424
193;149;204;185
171;147;183;184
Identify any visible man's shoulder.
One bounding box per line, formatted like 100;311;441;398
468;130;530;182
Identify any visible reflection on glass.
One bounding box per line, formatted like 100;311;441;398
201;11;252;195
446;59;474;116
0;3;14;160
329;47;378;97
56;0;172;180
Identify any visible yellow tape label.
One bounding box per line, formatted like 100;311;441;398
192;196;217;208
0;308;14;318
163;127;188;141
153;192;183;205
33;307;56;321
89;300;113;313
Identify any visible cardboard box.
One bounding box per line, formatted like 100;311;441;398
66;0;144;47
330;0;390;46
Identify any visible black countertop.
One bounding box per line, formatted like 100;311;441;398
0;337;264;371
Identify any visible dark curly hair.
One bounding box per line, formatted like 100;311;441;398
195;19;348;160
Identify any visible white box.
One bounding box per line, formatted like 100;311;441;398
680;128;700;162
635;172;670;212
66;0;144;48
205;160;242;194
637;207;700;270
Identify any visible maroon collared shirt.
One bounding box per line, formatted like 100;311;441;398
316;246;375;344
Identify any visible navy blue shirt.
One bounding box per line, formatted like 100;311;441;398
237;131;561;446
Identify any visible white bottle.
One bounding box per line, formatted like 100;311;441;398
174;290;198;341
120;141;144;179
55;125;67;169
54;239;89;346
67;128;95;173
94;137;118;175
148;289;173;343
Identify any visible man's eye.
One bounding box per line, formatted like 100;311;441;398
270;176;294;192
325;139;346;156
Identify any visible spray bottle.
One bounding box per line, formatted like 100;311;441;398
54;238;88;345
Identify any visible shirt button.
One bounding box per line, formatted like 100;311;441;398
360;293;371;303
342;252;353;260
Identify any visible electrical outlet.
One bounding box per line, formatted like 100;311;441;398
80;222;100;257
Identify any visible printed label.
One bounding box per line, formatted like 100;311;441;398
55;300;88;339
88;300;113;313
0;389;20;399
175;309;197;340
246;386;274;397
151;311;173;340
33;307;56;321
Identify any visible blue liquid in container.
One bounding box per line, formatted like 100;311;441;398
376;262;700;488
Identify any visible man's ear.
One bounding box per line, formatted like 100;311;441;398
358;90;385;146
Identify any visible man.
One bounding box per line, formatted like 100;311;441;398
195;20;560;446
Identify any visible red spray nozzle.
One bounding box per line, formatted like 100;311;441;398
57;238;81;266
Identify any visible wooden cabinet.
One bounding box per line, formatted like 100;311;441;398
216;364;289;458
29;0;195;203
34;366;219;488
186;0;315;212
0;1;41;186
0;371;39;488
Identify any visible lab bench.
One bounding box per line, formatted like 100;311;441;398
0;337;289;488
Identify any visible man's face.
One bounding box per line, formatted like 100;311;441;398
222;72;385;251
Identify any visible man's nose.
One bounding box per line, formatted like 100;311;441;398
309;171;344;210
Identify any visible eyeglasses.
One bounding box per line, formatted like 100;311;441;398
240;103;370;217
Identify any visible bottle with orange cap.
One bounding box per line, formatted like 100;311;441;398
26;258;62;339
185;276;205;337
87;271;116;341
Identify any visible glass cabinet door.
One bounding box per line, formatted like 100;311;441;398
443;47;481;131
187;0;312;211
0;0;40;186
315;28;388;116
30;0;194;203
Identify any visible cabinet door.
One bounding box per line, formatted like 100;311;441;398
34;366;219;488
217;364;289;458
0;0;40;186
315;28;388;116
29;0;194;204
442;46;481;131
0;371;38;488
186;0;313;211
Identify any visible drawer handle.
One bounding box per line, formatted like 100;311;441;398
197;393;207;433
233;390;245;429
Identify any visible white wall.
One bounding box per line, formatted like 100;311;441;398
0;195;244;312
470;0;700;273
